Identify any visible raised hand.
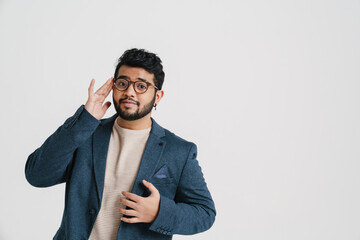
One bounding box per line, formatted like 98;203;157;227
119;180;160;223
84;77;113;120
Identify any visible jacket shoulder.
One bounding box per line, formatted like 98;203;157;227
162;127;197;153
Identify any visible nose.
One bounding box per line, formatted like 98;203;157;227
123;82;136;98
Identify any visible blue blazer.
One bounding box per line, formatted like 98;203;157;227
25;106;216;240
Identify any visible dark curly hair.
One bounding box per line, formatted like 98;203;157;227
114;48;165;90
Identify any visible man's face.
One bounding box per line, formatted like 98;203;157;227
113;65;163;121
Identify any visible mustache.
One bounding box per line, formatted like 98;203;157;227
119;97;140;106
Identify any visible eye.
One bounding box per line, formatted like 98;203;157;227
135;82;148;91
116;79;128;89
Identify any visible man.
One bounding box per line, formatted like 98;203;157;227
25;48;216;239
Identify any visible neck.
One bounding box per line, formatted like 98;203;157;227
116;115;152;130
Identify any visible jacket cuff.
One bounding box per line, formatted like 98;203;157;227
148;195;176;236
63;105;100;144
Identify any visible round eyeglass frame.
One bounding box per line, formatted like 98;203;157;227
113;78;159;94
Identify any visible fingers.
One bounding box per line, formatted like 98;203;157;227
96;77;113;95
118;207;137;217
122;191;142;203
120;197;137;209
121;216;140;223
120;188;160;224
88;78;95;96
142;180;158;195
88;77;112;96
99;79;113;99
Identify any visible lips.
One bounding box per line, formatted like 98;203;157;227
121;100;136;105
120;99;139;108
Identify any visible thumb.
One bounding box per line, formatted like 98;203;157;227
143;180;158;195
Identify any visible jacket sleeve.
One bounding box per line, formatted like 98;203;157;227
25;105;100;187
149;144;216;236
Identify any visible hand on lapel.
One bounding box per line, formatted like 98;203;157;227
119;180;160;223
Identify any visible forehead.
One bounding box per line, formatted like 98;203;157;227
117;65;155;84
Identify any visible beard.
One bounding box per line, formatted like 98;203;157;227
113;94;156;121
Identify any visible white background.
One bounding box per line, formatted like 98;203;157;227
1;0;360;239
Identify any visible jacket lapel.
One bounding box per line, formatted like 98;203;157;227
131;118;166;196
92;115;117;203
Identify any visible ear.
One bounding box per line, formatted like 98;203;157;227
155;90;164;105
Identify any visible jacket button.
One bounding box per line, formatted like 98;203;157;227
89;209;96;215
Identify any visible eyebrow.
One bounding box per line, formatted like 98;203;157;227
117;75;149;83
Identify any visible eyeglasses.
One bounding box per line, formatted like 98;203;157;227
113;78;158;94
